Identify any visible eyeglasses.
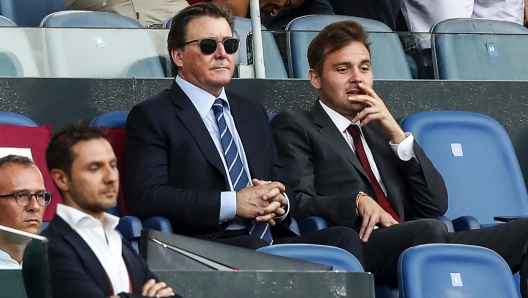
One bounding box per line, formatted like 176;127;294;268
0;191;53;207
182;37;240;55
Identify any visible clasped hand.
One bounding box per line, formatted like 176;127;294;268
236;179;288;226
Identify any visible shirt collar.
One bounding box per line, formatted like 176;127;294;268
175;76;229;118
319;100;360;133
57;204;120;231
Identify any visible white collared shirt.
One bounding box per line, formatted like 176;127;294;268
57;204;129;295
176;76;289;224
0;248;21;269
319;100;417;196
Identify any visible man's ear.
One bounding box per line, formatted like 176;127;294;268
50;169;69;192
172;48;184;68
308;69;321;90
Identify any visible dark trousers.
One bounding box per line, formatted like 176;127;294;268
363;217;528;297
213;226;365;267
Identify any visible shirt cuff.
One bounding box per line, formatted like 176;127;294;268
219;191;237;223
275;193;290;222
390;132;416;161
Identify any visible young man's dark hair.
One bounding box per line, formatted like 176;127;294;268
0;155;36;169
307;20;371;75
45;125;108;178
167;3;235;75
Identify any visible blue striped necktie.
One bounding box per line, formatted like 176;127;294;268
212;98;273;244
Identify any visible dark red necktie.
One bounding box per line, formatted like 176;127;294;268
347;125;402;222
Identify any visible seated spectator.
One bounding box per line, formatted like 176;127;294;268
0;155;49;269
43;125;180;298
270;20;528;296
64;0;189;28
401;0;526;32
125;3;364;262
261;0;401;30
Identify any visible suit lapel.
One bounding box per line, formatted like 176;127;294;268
229;94;259;177
121;242;142;292
167;82;228;183
310;103;368;178
51;216;112;294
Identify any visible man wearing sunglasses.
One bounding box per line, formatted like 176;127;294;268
125;2;363;260
0;155;50;269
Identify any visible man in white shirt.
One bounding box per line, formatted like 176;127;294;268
271;20;528;296
0;155;49;269
42;125;179;298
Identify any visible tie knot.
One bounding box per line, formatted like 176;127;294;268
212;98;225;117
347;125;361;140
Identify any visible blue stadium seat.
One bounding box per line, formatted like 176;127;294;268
0;27;41;77
431;18;528;80
285;15;412;79
398;243;519;298
400;111;528;228
91;110;129;127
116;215;143;252
0;111;37;126
0;15;16;26
258;243;364;271
44;28;164;78
0;0;64;27
41;10;142;28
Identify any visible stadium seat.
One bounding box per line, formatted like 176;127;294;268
0;15;16;26
258;243;364;271
431;18;528;80
0;27;41;77
0;0;64;27
398;243;519;298
400;111;528;228
285;15;412;79
44;28;165;78
41;10;142;28
91;111;175;234
116;215;143;252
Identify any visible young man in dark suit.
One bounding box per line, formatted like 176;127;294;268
270;20;528;295
124;3;363;261
43;125;178;298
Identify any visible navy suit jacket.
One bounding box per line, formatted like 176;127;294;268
41;215;164;298
270;102;448;230
125;81;295;239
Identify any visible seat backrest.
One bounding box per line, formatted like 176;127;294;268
432;18;528;34
257;243;364;271
0;0;64;27
398;243;520;298
0;27;40;77
44;28;165;78
0;15;17;26
400;111;528;225
91;111;129;216
116;215;143;252
285;15;411;79
41;10;143;28
431;18;528;80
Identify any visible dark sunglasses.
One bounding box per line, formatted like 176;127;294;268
182;37;240;55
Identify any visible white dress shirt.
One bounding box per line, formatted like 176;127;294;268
56;204;129;295
176;76;289;224
0;247;21;269
319;100;417;196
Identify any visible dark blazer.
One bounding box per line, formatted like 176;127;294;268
270;102;448;230
41;215;163;298
125;81;294;238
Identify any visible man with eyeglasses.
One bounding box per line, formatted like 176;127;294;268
42;125;179;298
125;2;364;260
0;155;51;269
